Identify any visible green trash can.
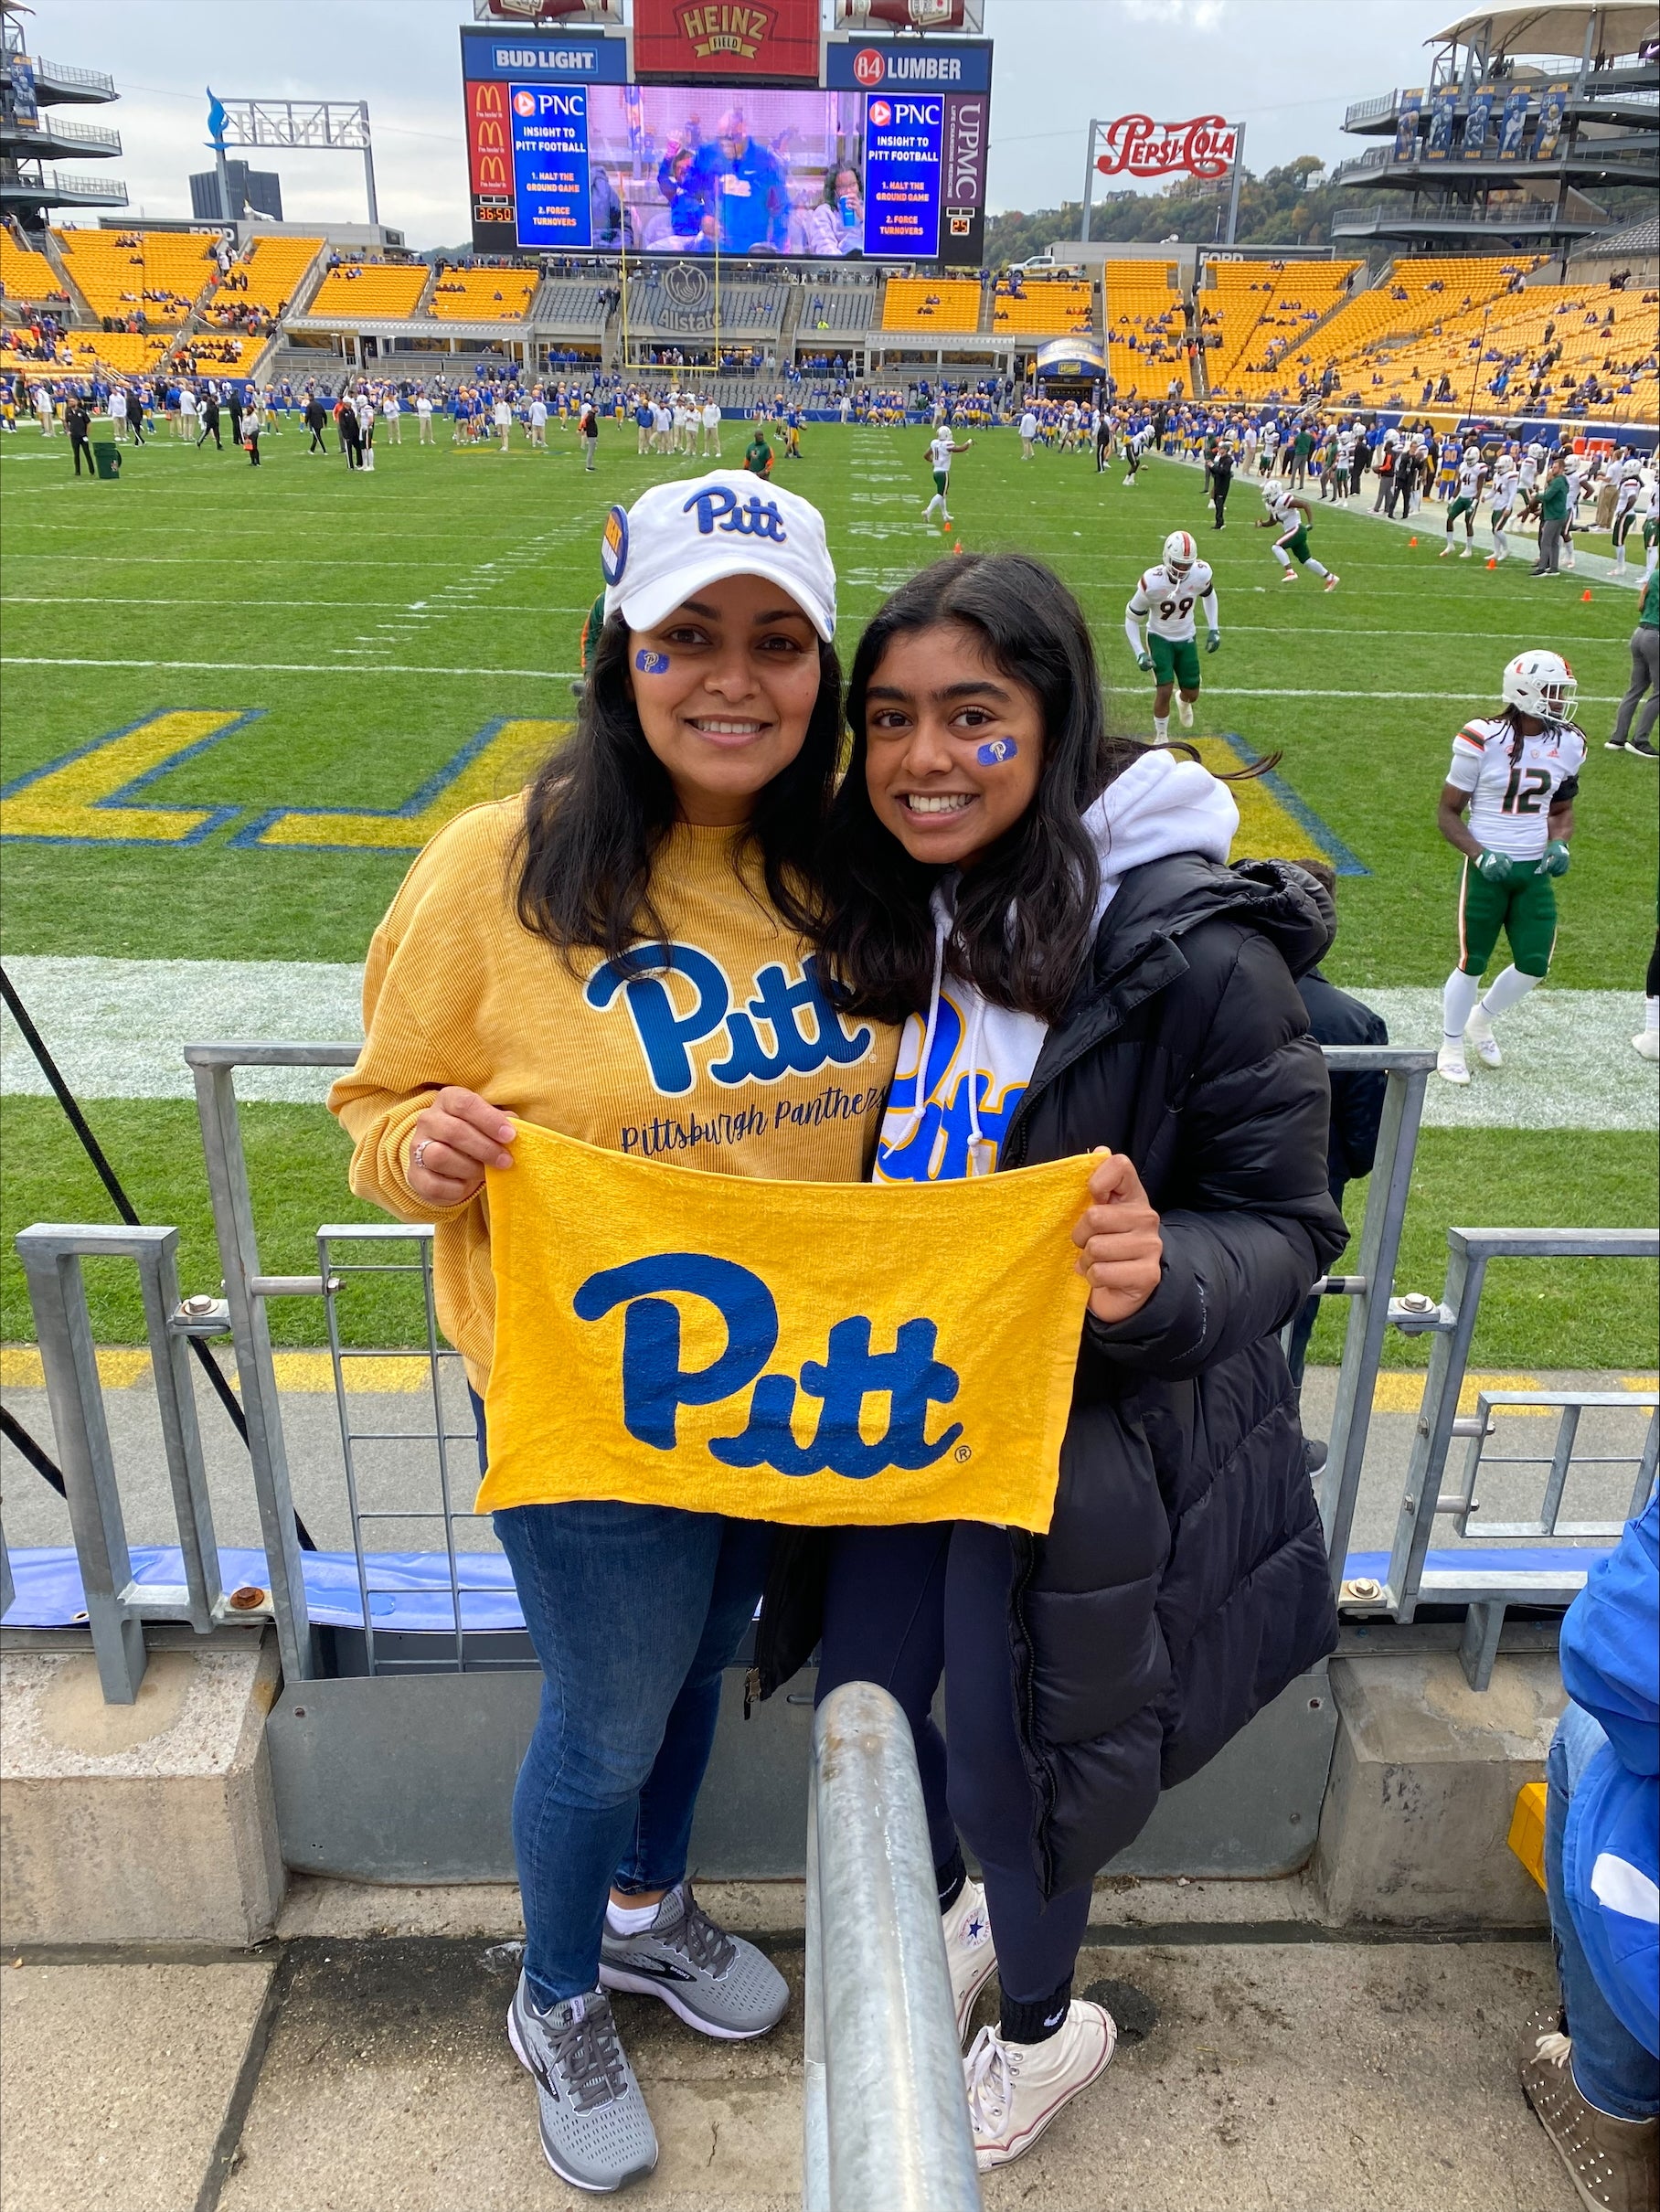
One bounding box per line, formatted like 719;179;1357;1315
92;441;122;480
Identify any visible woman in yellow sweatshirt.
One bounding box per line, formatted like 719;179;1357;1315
329;473;898;2195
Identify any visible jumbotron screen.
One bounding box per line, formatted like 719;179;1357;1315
462;27;991;263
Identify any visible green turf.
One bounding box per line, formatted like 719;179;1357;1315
2;425;1653;982
2;421;1654;1367
3;1098;1653;1370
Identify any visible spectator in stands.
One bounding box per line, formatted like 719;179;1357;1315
787;553;1346;2173
332;476;858;2195
802;165;865;260
1520;1488;1658;2206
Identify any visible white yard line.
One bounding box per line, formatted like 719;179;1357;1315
1;655;580;679
5;960;1653;1128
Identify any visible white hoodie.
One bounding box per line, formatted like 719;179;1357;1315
873;750;1240;1183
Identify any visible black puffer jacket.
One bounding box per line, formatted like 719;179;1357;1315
757;855;1349;1897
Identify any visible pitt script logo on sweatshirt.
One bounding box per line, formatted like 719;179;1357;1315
585;944;873;1097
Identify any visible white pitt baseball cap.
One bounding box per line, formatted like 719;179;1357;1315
600;471;836;643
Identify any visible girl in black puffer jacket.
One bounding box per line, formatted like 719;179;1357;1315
759;553;1348;2174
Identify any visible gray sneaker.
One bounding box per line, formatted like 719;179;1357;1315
507;1974;658;2194
600;1881;789;2040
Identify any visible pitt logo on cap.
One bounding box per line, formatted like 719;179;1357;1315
683;485;787;543
601;505;629;586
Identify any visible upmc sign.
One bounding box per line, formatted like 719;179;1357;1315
633;0;821;83
1095;112;1239;180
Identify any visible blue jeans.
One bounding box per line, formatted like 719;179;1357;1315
1546;1701;1660;2121
482;1380;771;2006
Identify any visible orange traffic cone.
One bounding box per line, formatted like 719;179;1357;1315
1485;556;1497;569
1581;588;1593;601
953;539;963;555
1408;535;1418;547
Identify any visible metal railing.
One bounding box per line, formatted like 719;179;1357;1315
804;1683;981;2212
29;57;118;99
22;114;122;154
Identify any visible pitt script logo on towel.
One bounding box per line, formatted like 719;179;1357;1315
480;1122;1091;1532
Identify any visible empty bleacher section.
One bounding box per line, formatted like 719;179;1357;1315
879;278;983;334
797;284;878;339
429;265;537;322
52;226;216;326
0;234;68;308
306;258;428;320
1101;260;1191;398
618;272;784;343
991;276;1094;339
200;235;322;327
1201;260;1360;398
533;276;612;338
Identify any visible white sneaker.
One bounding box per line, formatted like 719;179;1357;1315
1460;545;1474;559
963;2001;1116;2172
1279;568;1297;583
942;1879;998;2043
1437;1039;1471;1086
1440;542;1456;558
1176;696;1195;728
1323;572;1341;591
1634;1029;1660;1062
1464;1005;1502;1067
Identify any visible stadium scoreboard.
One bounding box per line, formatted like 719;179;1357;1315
461;23;991;264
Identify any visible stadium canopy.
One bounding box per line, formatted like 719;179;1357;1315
1034;337;1105;380
1427;4;1658;55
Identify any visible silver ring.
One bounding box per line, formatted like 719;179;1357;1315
413;1140;431;1171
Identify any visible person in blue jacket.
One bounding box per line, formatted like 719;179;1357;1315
686;111;788;256
1520;1486;1658;2208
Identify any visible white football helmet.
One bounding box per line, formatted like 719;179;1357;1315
1502;649;1577;728
1163;529;1197;576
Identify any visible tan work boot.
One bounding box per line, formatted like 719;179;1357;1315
1519;2015;1659;2212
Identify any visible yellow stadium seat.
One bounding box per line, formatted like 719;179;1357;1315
308;260;429;320
428;267;538;322
51;229;218;328
201;237;323;324
879;278;983;334
992;280;1094;337
0;235;65;307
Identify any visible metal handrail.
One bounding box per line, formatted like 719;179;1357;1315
804;1683;981;2212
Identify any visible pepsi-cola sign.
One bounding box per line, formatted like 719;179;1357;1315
1096;113;1239;181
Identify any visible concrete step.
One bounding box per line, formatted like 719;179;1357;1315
0;1932;1578;2212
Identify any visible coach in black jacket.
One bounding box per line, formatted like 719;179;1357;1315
757;854;1348;1898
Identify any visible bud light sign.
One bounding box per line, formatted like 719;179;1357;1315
509;82;592;247
865;93;943;257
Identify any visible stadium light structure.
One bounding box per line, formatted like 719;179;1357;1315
205;93;379;227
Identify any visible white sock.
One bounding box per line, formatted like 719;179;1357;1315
1306;558;1331;579
924;495;942;520
1272;547;1291;569
1153;715;1169;740
1480;964;1541;1018
606;1896;664;1935
1646;995;1660;1033
1442;968;1483;1039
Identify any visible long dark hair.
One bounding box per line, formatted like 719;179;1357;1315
818;553;1141;1024
514;608;841;962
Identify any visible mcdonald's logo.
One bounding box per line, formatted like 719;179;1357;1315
477;153;508;188
474;80;505;114
476;117;505;149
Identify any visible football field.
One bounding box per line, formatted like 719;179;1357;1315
1;418;1655;1365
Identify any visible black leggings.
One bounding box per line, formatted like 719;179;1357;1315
814;1521;1092;2005
1647;929;1659;1003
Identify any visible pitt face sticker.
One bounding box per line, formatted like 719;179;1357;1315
975;738;1018;766
634;649;671;675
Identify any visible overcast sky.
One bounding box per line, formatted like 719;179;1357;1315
37;0;1475;245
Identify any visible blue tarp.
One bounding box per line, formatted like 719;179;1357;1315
0;1543;1614;1636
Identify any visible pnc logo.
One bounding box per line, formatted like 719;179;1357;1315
585;945;871;1097
854;46;885;85
513;89;537;115
868;98;892;127
682;484;786;542
573;1253;963;1480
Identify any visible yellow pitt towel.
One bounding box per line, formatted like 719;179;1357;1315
481;1121;1091;1532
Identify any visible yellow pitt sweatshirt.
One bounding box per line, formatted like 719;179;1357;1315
329;798;899;1389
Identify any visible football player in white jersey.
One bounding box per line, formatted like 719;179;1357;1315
922;425;973;531
1434;651;1585;1083
1441;449;1489;558
1124;529;1219;740
1255;482;1339;590
1487;454;1523;564
1609;451;1645;573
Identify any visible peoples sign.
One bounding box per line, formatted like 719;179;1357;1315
480;1122;1091;1531
1096;113;1239;181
